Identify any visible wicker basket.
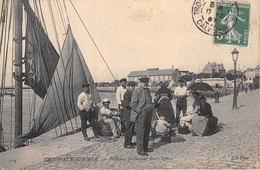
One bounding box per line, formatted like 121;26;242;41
99;122;113;136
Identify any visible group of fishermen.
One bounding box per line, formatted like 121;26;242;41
77;77;188;156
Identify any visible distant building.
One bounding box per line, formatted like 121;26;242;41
245;65;260;80
226;69;244;75
202;62;226;75
128;68;181;83
179;70;189;76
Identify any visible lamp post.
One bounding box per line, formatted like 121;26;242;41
223;69;227;96
231;48;239;109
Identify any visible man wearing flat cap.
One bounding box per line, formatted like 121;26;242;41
116;78;127;133
174;79;188;125
130;76;153;156
77;83;100;141
123;81;136;149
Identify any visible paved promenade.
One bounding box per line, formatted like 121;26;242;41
0;90;259;169
24;90;259;169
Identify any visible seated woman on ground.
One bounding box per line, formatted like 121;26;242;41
100;98;121;138
180;91;200;129
191;96;218;136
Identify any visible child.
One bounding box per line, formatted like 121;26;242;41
153;116;171;135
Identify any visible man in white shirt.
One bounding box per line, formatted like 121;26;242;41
116;78;127;133
77;84;99;141
174;79;188;125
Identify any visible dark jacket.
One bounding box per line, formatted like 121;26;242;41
198;102;213;117
123;90;133;120
130;86;147;113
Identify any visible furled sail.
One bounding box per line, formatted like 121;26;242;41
21;26;101;139
23;0;60;98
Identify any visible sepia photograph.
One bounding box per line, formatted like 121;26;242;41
0;0;259;169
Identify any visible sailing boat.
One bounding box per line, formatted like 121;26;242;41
0;0;104;149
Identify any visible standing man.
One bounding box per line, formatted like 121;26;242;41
174;79;188;125
130;77;153;156
116;78;127;134
123;81;136;149
77;84;100;141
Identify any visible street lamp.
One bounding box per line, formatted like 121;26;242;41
231;48;239;109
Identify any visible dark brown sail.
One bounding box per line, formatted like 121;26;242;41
23;0;60;98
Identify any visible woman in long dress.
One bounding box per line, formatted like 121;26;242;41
154;83;175;125
191;96;218;136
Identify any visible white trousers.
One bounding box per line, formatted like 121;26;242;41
104;117;121;136
180;114;197;128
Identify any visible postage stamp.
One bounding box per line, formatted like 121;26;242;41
214;2;250;46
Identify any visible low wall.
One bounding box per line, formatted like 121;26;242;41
97;86;116;92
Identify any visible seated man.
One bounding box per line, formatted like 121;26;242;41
100;98;121;138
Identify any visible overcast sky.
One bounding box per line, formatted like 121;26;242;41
2;0;259;84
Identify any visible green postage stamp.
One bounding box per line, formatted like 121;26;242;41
214;2;250;46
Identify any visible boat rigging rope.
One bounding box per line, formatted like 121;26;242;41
23;1;62;137
55;0;66;32
27;88;32;129
31;93;36;130
48;0;85;134
0;0;7;148
10;0;14;148
47;0;72;92
61;0;79;131
0;0;11;125
68;0;116;81
54;1;66;41
33;0;41;23
0;1;5;28
0;0;7;66
58;0;80;131
26;1;35;144
38;0;48;34
25;0;65;137
62;0;70;26
47;0;71;134
0;0;12;148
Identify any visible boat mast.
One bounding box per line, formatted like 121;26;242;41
14;0;23;148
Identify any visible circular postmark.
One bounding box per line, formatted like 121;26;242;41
192;0;239;36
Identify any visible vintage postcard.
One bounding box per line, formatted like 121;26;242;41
0;0;259;169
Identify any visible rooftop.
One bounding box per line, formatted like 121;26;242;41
128;68;180;77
